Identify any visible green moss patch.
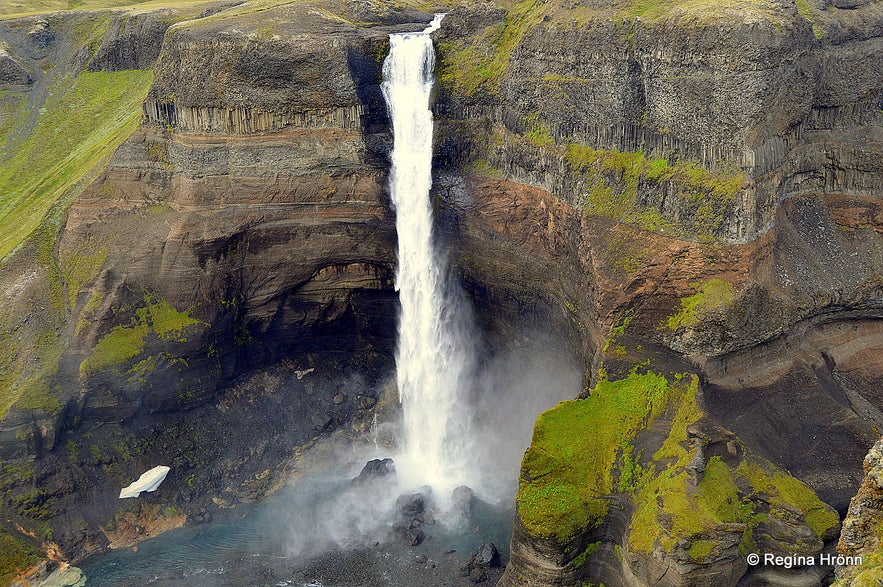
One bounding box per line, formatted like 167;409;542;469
736;460;840;538
664;278;735;330
687;538;715;562
517;370;685;542
0;324;63;419
438;0;548;97
563;143;745;240
60;238;108;309
629;387;838;556
834;549;883;586
0;530;42;585
79;293;203;375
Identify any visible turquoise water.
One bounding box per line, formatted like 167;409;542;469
80;468;513;587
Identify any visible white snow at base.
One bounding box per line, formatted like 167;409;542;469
119;465;171;499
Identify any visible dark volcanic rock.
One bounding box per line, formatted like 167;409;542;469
27;19;54;48
460;543;501;584
88;11;180;72
0;48;30;85
474;543;501;567
451;485;475;518
353;458;396;485
396;490;428;517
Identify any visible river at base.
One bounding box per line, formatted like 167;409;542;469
80;454;513;587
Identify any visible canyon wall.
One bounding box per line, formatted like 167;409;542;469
0;0;881;586
428;1;883;586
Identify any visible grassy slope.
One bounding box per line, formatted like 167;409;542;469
0;0;206;16
0;68;153;262
0;530;42;586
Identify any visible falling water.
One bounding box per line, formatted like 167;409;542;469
381;14;475;500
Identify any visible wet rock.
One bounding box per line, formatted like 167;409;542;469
452;485;475;518
409;529;425;547
469;567;488;583
474;543;501;567
459;543;501;582
352;458;396;486
396;489;428;516
332;393;345;405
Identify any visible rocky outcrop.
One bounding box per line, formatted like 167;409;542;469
833;438;883;585
498;365;841;587
87;6;228;72
0;47;30;85
142;1;423;135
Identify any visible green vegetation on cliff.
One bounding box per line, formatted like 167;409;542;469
738;459;840;538
0;69;152;261
438;0;547;96
834;546;883;587
664;278;736;330
0;530;41;585
517;364;837;567
517;370;689;542
80;293;203;375
627;380;838;556
563;143;746;241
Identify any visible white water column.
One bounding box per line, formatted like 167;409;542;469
381;15;475;499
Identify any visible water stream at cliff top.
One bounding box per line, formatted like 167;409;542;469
381;14;477;501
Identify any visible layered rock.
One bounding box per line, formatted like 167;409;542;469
432;4;883;584
0;0;422;572
435;0;883;242
834;437;883;585
0;1;882;585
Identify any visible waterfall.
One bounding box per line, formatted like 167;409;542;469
381;14;475;500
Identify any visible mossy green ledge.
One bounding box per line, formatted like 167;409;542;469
504;369;840;586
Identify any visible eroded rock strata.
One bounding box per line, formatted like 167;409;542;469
0;0;881;585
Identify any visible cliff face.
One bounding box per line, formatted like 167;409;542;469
428;1;883;586
0;0;419;577
0;0;881;585
437;0;883;242
833;437;883;585
0;0;594;578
